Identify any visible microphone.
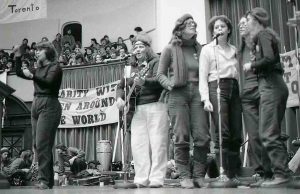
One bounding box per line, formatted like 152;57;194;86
213;32;224;39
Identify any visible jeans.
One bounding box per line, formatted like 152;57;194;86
168;82;210;178
241;86;272;178
258;72;290;177
208;79;242;177
31;96;62;187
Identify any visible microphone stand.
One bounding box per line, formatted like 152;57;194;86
208;34;237;188
114;59;134;189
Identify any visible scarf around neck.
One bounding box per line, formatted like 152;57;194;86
171;37;201;87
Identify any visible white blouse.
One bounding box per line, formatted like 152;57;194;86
199;41;238;102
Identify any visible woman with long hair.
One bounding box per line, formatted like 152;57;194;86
157;14;210;188
14;41;62;189
238;15;273;187
244;7;290;187
116;32;169;188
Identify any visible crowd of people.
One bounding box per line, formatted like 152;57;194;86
0;28;141;73
0;6;297;190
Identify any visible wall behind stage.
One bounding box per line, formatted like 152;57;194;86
0;0;156;50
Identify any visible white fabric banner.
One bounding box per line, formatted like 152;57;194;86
281;49;300;108
58;81;120;128
0;0;47;24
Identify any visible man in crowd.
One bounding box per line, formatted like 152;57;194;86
0;148;12;173
62;29;76;50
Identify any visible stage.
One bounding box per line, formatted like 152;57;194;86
1;185;300;194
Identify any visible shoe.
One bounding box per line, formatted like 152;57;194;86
260;176;289;188
231;177;250;187
113;182;146;189
149;184;163;188
250;178;267;188
194;177;208;188
35;182;50;189
180;179;194;189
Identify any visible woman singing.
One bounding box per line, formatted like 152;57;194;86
116;32;169;188
157;14;210;188
199;15;243;181
244;7;290;187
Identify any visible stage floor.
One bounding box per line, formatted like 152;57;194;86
1;185;300;194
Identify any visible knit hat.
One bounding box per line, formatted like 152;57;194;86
0;147;9;154
134;32;152;46
208;15;232;35
172;14;193;34
250;7;270;27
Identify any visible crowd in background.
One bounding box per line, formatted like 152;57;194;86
0;27;144;73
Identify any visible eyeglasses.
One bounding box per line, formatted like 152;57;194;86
185;20;197;27
238;22;247;27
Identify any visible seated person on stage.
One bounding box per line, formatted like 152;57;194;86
0;148;12;174
55;143;87;175
3;149;35;185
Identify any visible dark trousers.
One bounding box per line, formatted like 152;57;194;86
31;97;62;188
71;158;87;175
241;86;272;178
168;82;210;178
208;79;242;178
258;72;290;177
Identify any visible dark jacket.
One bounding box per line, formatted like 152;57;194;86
251;29;283;77
15;57;63;97
116;56;163;106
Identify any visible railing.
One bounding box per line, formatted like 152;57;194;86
61;60;126;89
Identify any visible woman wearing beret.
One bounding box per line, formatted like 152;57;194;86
199;15;242;181
116;32;169;188
244;7;290;187
157;14;210;188
237;15;273;187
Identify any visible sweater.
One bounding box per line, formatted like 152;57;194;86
15;57;63;97
157;39;201;90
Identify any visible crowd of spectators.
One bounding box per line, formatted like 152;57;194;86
0;27;143;73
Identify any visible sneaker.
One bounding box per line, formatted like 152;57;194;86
180;179;194;189
250;178;267;188
231;177;250;187
35;182;50;190
194;177;208;188
260;176;289;188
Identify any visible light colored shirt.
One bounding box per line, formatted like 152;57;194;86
199;41;238;102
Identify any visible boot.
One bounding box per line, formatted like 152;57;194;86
180;179;194;189
193;161;208;188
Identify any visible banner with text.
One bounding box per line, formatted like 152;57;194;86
0;0;47;24
281;49;300;108
58;81;120;128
